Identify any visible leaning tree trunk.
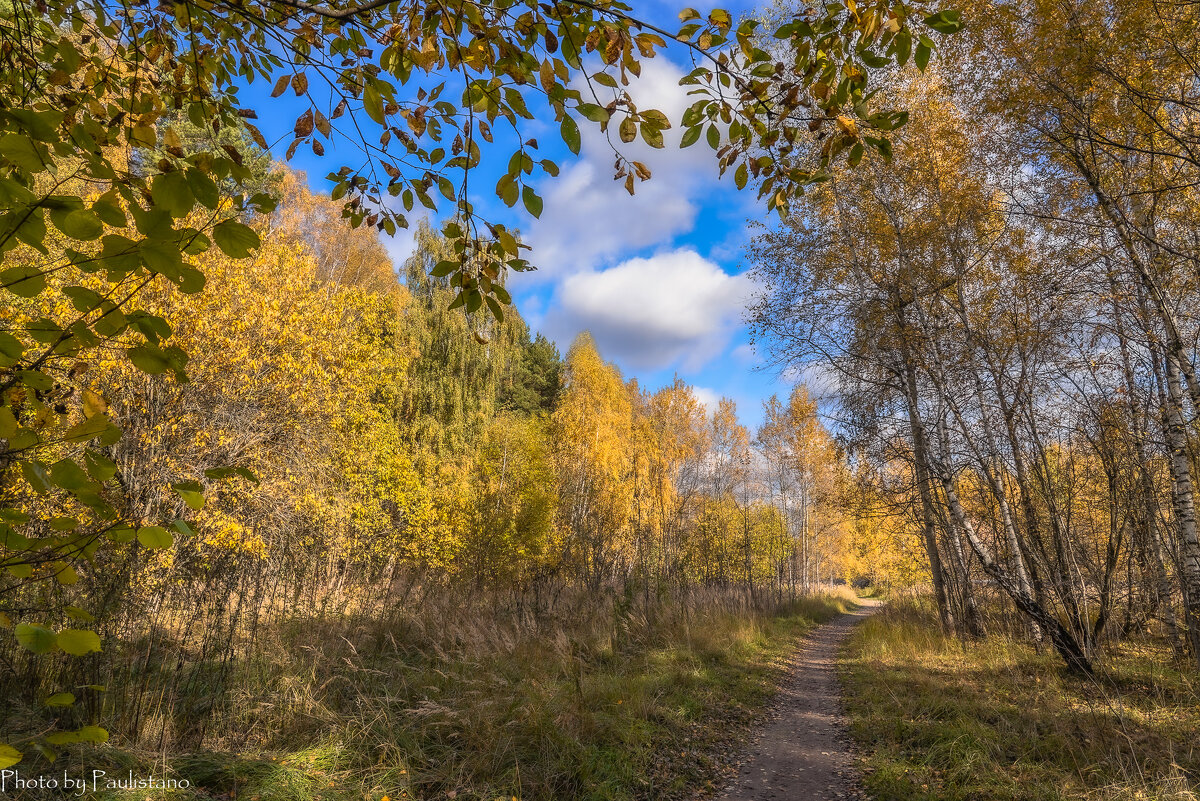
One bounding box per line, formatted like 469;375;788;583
935;460;1094;674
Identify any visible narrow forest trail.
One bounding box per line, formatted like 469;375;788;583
709;600;883;801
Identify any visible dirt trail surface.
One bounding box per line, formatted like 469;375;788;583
710;600;883;801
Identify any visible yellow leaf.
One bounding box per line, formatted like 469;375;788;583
82;389;107;418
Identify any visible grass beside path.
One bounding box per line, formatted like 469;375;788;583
841;598;1199;801
82;591;856;801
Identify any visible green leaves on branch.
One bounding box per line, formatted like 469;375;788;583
13;624;100;656
671;3;962;216
153;0;959;317
923;10;963;34
14;624;56;654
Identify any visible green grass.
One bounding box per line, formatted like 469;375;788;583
62;592;856;801
840;598;1200;801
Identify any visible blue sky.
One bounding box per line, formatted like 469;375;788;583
245;0;798;431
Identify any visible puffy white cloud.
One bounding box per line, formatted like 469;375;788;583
545;249;753;369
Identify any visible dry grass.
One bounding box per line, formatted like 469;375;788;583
29;589;857;801
841;598;1200;801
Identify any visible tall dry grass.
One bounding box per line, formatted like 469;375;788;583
7;585;857;800
842;598;1199;801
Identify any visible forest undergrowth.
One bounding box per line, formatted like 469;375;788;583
842;597;1200;801
36;589;857;801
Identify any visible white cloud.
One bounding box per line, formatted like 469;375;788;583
381;214;422;271
690;385;722;416
525;57;730;279
545;249;752;370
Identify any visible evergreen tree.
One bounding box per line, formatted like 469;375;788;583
498;333;563;417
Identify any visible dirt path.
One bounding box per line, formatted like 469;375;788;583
711;600;882;801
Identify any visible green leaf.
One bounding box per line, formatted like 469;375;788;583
171;481;205;511
213;219;261;258
93;197;127;227
15;623;57;654
204;466;259;484
151;171;195;218
522;186;543;219
75;726;108;744
137;526;173;550
85;451;117;482
64;605;94;623
49;459;92;491
56;629;102;656
17;369;53;391
641;109;671;129
0;134;44;171
54;563;79;585
915;42;932;71
31;742;57;762
0;332;22;366
64;285;103;313
0;744;21;769
1;264;47;298
431;259;459;278
127;344;171;375
186;168;220;210
44;732;80;746
63;414;113;443
20;461;51;494
895;28;912;65
53;209;104;241
576;103;609;124
139;239;184;276
923;10;962;34
45;692;75;707
485;295;504;321
640;124;665;149
364;84;385;124
107;526;136;544
176;265;206;294
561;115;581;155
